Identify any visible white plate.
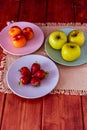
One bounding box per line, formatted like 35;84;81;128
0;22;44;55
6;55;59;99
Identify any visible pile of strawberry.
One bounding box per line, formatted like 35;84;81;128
19;62;48;86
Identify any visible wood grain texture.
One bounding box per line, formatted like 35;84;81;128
19;0;47;22
0;93;5;128
0;0;87;130
1;94;43;130
82;96;87;130
74;0;87;22
42;94;83;130
47;0;75;22
0;0;20;30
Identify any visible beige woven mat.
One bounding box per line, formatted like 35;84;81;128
1;22;87;95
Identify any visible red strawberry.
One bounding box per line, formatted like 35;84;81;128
19;66;31;76
19;76;31;85
31;62;40;74
34;69;48;79
30;77;40;86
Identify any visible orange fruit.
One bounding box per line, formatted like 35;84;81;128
8;26;22;37
12;34;26;48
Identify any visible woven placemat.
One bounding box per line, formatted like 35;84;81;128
1;22;87;95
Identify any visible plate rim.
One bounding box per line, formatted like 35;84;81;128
6;54;59;99
0;21;44;56
45;27;87;66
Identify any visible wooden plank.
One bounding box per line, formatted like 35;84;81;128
42;94;83;130
0;1;86;130
1;94;43;130
0;0;20;30
74;0;87;23
19;0;47;22
0;93;5;127
47;0;75;22
81;96;87;130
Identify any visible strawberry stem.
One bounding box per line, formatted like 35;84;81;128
45;71;49;77
18;81;22;86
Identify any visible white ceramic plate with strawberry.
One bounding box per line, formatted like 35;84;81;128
0;22;44;55
6;54;59;99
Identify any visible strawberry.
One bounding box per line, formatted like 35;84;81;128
19;66;31;76
30;77;40;87
19;75;31;85
34;69;48;79
31;62;40;74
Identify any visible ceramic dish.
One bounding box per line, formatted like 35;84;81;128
45;28;87;66
0;22;44;55
6;54;59;99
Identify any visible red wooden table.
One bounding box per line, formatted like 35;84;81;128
0;0;87;130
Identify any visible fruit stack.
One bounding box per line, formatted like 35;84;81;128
49;29;85;61
19;63;48;87
8;26;34;48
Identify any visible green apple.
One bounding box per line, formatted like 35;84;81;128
68;30;85;46
61;43;81;61
49;30;67;50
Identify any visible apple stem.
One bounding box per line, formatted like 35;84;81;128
71;33;77;37
70;45;75;48
56;36;61;39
